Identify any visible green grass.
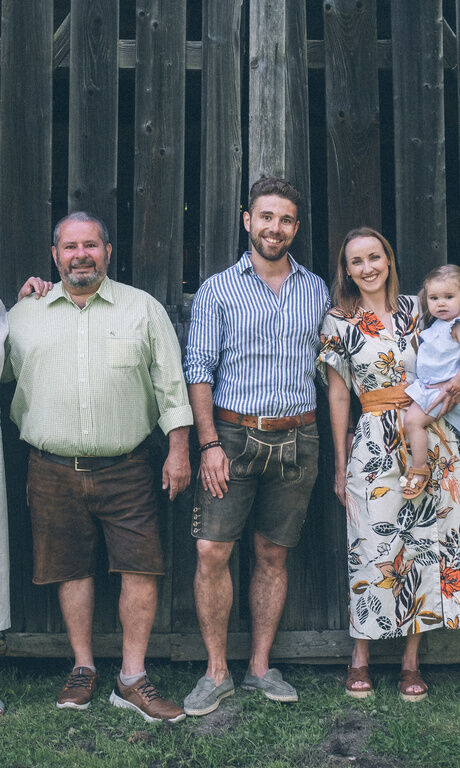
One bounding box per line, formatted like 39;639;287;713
0;660;459;768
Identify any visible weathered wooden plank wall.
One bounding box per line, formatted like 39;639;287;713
324;0;381;275
0;0;53;309
249;0;286;183
132;0;187;306
199;0;243;282
68;0;119;272
391;0;447;292
285;1;312;269
0;0;458;662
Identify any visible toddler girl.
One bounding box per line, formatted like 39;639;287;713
401;264;460;499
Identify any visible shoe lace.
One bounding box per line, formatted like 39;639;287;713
65;668;94;690
137;678;161;702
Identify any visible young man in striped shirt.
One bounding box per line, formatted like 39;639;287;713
183;177;330;715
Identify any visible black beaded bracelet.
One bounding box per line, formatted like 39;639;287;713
199;440;223;452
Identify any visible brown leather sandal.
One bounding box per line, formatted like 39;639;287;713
399;669;428;702
345;666;374;699
400;465;430;500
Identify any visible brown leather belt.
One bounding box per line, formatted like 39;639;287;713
32;440;147;472
215;407;316;431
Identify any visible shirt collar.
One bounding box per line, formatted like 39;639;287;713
237;250;300;275
45;275;114;306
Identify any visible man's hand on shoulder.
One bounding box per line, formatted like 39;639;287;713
18;277;53;302
162;426;191;501
200;445;230;499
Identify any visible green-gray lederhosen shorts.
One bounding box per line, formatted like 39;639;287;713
192;418;319;547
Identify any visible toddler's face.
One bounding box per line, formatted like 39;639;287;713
426;278;460;322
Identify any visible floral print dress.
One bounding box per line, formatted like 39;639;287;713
317;295;460;639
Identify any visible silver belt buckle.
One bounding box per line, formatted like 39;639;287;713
257;415;274;430
74;456;91;472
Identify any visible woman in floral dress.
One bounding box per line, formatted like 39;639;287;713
317;228;460;701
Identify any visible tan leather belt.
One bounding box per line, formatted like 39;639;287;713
359;383;454;458
215;407;316;431
359;383;412;413
359;383;412;455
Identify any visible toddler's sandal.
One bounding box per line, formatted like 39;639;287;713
400;465;430;500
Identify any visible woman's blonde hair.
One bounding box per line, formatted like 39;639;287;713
332;227;400;314
419;263;460;328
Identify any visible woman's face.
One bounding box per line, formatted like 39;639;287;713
344;236;390;302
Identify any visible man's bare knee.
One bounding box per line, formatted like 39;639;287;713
254;534;287;573
196;539;234;577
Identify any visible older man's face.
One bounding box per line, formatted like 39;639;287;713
52;220;112;291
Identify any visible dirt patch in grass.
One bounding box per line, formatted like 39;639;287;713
314;711;401;768
191;695;242;735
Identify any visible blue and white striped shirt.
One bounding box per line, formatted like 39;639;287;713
184;252;330;415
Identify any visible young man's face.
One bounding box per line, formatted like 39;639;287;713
243;194;299;262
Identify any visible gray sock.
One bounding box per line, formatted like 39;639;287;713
73;664;96;673
119;670;146;686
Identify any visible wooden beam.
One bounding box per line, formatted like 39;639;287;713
249;0;286;184
23;24;460;73
324;0;381;276
0;0;53;308
3;629;459;663
132;0;187;305
391;0;447;290
68;0;119;274
118;39;202;70
199;0;242;281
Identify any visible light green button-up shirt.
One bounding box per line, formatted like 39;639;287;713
3;277;193;456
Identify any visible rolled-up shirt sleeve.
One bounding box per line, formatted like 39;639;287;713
147;302;193;435
183;279;221;385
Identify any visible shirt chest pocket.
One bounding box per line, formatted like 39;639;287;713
104;338;142;368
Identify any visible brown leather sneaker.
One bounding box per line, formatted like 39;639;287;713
109;675;185;723
57;666;99;710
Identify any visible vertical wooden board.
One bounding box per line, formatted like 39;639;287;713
149;430;174;634
456;0;460;236
0;0;53;309
200;0;242;282
132;0;187;305
249;0;286;185
68;0;119;275
391;0;447;291
171;478;199;633
285;1;313;269
317;394;349;629
324;0;381;276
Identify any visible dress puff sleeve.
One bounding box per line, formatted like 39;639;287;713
316;310;352;390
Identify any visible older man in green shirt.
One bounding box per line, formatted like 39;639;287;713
4;212;193;723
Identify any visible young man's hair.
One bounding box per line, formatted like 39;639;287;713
248;176;302;215
53;211;110;247
419;263;460;327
